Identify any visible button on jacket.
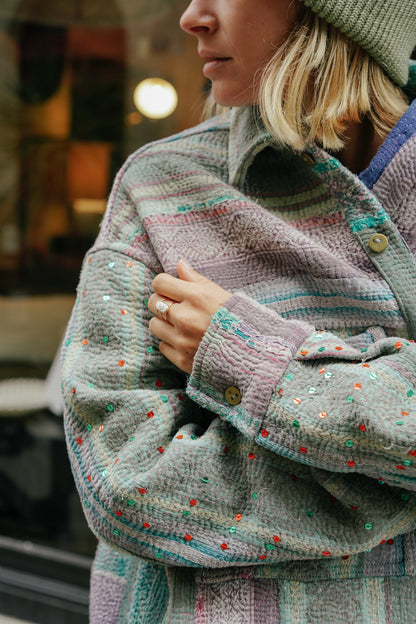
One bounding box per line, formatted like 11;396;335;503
62;66;416;623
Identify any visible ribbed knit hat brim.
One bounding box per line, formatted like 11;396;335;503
301;0;416;85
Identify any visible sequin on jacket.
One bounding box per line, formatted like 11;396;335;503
62;65;416;623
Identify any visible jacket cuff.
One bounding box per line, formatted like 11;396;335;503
187;293;314;438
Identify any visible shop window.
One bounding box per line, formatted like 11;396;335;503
0;1;205;621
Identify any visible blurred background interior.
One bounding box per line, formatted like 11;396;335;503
0;1;206;622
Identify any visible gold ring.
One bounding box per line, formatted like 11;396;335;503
155;298;176;322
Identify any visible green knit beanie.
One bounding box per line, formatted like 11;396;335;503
301;0;416;85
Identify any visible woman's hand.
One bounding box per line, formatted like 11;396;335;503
148;259;232;374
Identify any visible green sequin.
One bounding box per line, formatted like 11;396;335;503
252;492;258;500
84;500;90;508
293;420;300;428
229;527;236;534
266;544;275;551
200;477;210;483
318;347;326;352
408;390;414;398
161;395;168;402
86;424;92;432
369;373;378;380
306;510;314;518
396;421;404;426
107;404;114;411
403;460;412;466
346;396;354;403
183;510;191;518
103;336;109;343
286;373;294;380
365;523;373;530
147;346;154;354
128;500;135;506
402;493;409;501
345;440;354;448
113;529;120;536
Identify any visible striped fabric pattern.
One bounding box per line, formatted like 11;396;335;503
63;93;416;622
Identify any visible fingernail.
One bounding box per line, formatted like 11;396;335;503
179;258;192;269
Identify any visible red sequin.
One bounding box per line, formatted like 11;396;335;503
359;424;366;432
261;429;269;437
402;411;410;416
335;346;343;351
116;511;122;517
82;339;89;346
259;555;266;560
77;438;82;445
396;465;405;470
395;342;403;349
121;309;127;315
99;424;105;432
409;450;416;456
176;434;183;439
147;411;154;418
184;534;193;541
138;488;146;494
347;460;355;467
342;555;349;560
273;535;281;543
156;380;162;387
387;539;394;545
299;447;307;453
235;514;242;522
143;522;150;528
190;499;197;506
300;350;308;356
221;543;228;550
248;453;255;460
119;360;125;367
87;475;92;482
158;447;164;453
322;551;331;557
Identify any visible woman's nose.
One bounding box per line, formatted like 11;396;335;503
180;0;217;35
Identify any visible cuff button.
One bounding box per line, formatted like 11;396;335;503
225;386;242;406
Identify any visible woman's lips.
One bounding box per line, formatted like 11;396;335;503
203;57;232;78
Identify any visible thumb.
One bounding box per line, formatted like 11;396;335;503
177;259;208;283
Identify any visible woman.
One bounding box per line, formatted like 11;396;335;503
62;1;416;622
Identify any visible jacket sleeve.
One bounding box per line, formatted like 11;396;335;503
188;291;416;490
62;239;416;570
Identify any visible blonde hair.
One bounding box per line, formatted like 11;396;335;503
259;7;409;151
204;7;409;152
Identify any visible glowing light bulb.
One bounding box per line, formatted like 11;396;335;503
133;78;178;119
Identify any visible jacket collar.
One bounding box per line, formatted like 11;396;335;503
228;61;416;191
228;105;277;187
